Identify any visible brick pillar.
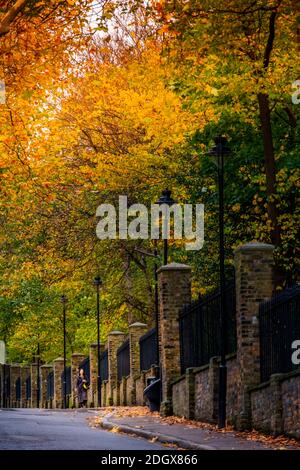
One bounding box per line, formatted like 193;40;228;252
53;357;64;409
71;353;85;408
10;365;21;408
30;363;40;408
158;263;192;416
21;366;30;407
235;242;275;430
107;331;126;405
128;322;148;405
40;365;52;408
101;381;107;407
120;376;127;405
89;343;106;407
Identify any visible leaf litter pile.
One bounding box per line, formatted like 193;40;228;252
89;406;300;450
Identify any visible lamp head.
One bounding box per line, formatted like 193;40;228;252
93;276;102;287
155;189;177;206
208;135;230;157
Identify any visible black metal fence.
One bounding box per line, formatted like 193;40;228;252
100;350;108;381
26;375;31;401
139;328;157;371
260;285;300;382
46;371;54;401
15;377;21;402
79;356;90;382
117;339;130;381
61;366;71;397
179;283;237;373
3;364;11;407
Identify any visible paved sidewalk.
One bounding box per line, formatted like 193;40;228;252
96;411;300;451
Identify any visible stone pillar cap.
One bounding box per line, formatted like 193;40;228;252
71;352;86;357
235;241;274;253
129;322;147;328
90;342;106;347
108;330;125;335
40;364;53;368
53;357;65;362
157;262;191;274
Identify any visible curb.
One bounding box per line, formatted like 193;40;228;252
101;416;217;451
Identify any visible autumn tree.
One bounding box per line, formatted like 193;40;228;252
151;0;299;285
1;0;299;363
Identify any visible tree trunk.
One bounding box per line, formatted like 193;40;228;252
257;92;281;247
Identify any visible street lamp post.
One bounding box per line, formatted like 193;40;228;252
154;243;160;369
60;295;67;409
94;276;102;408
208;135;231;429
155;189;176;265
36;342;40;409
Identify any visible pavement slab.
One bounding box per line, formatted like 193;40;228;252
99;413;300;451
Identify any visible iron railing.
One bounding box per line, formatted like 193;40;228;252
139;328;157;371
117;339;130;381
179;283;237;373
260;285;300;382
25;375;31;400
79;356;90;382
3;364;10;407
100;350;108;381
15;377;21;402
46;371;54;401
61;366;71;397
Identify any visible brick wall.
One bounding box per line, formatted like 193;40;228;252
226;356;239;426
171;355;240;424
172;376;187;417
194;365;212;422
135;374;145;405
251;370;300;438
282;373;300;439
251;383;274;433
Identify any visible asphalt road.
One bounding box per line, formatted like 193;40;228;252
0;408;165;450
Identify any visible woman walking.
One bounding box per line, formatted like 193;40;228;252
76;368;89;408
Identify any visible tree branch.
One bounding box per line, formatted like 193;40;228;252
263;11;277;69
0;0;28;37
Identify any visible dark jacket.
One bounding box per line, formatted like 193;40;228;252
76;376;89;403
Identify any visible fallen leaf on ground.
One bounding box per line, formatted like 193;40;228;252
110;426;120;434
